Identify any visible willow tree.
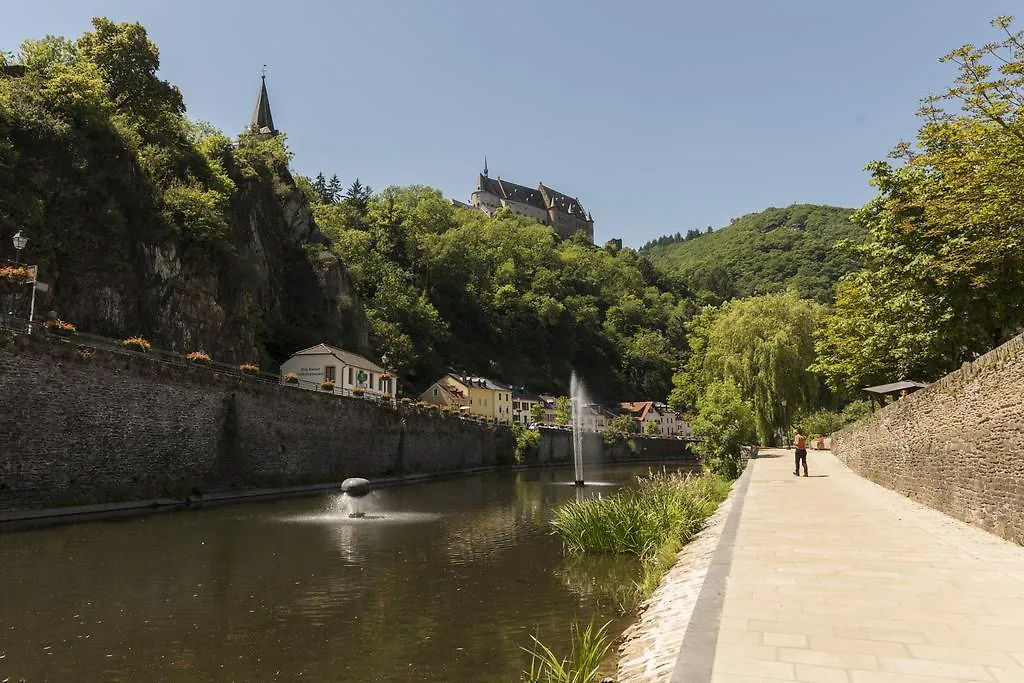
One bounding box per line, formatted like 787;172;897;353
674;291;823;444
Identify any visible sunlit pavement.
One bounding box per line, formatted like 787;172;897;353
708;448;1024;683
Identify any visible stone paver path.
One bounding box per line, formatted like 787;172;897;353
710;449;1024;683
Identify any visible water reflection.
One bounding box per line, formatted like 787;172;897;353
0;463;693;682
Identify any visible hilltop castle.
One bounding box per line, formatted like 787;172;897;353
469;160;594;242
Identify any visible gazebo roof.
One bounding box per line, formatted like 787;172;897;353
862;380;929;395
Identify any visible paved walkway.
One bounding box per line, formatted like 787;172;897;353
706;449;1024;683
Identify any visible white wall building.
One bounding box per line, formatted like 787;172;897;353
280;343;394;399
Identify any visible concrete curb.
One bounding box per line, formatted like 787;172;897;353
669;456;756;682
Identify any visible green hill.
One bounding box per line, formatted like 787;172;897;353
641;204;865;303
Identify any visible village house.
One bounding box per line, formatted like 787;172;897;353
618;401;690;437
420;374;514;424
580;403;617;433
280;343;394;399
512;387;543;426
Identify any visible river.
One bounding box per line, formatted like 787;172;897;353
0;463;693;682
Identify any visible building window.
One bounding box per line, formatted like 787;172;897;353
369;372;374;387
348;367;353;385
325;365;336;382
433;388;438;397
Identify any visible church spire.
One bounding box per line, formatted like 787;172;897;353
251;67;278;136
483;156;489;177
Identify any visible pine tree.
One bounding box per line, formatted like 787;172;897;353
344;178;372;213
312;172;328;204
326;174;342;204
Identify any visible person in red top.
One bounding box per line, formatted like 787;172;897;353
793;427;808;477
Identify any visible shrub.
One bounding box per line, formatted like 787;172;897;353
185;351;212;365
400;397;412;405
321;379;335;391
511;424;540;463
239;363;259;375
692;380;755;479
284;373;299;384
44;319;76;336
121;336;151;353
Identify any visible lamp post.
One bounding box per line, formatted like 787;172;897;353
780;398;788;445
9;231;38;333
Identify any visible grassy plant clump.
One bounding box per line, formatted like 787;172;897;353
521;620;612;683
551;470;730;602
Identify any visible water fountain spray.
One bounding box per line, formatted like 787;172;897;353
570;371;588;487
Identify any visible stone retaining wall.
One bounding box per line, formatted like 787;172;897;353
831;333;1024;543
0;334;512;511
0;333;696;512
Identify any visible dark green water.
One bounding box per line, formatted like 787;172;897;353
0;463;690;682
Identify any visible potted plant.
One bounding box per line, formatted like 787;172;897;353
185;351;212;365
321;379;336;392
239;363;259;376
382;392;393;401
43;319;77;338
352;387;365;397
121;336;152;353
284;372;299;384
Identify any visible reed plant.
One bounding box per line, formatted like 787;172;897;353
521;619;612;683
550;470;730;602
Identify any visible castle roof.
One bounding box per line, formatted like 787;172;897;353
477;173;591;221
251;74;277;135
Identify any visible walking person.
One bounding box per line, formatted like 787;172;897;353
793;427;808;477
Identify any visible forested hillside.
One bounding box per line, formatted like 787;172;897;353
306;187;697;400
641;204;865;303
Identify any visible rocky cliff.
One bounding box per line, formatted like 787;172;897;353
0;21;369;366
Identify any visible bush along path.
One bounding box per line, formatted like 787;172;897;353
521;469;732;683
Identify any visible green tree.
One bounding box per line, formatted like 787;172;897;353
813;16;1024;391
643;419;660;436
692;379;756;479
555;396;572;426
529;402;546;425
345;177;372;213
326;173;342;204
603;414;639;444
311;172;328;203
672;292;823;443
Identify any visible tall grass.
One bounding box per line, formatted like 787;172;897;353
521;620;613;683
551;470;730;602
552;470;727;557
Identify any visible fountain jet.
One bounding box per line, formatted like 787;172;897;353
570;371;589;487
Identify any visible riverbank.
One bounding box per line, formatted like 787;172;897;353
616;461;752;681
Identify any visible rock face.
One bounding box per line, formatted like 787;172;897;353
17;147;368;364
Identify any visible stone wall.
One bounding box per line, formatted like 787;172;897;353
831;333;1024;543
0;334;512;512
535;429;695;467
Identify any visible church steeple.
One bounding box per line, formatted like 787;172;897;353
251;68;278;136
483;156;489;177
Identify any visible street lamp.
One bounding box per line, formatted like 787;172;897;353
9;231;37;332
12;231;27;258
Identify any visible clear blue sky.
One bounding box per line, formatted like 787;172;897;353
2;1;1014;246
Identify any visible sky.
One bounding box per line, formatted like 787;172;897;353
1;1;1015;247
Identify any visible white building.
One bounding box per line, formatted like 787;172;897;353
280;343;394;399
512;388;543;426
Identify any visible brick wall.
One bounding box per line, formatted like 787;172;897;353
0;334;513;511
831;333;1024;543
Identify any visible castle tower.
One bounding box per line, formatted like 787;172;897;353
251;71;278;136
